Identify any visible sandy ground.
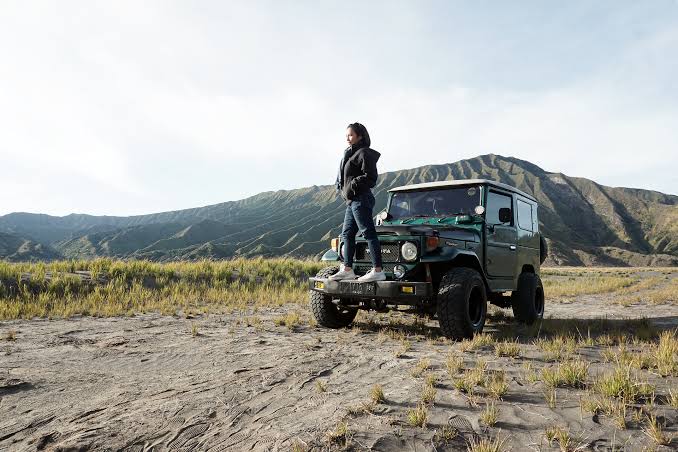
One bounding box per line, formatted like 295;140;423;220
1;277;678;451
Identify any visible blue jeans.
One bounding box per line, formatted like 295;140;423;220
341;191;382;268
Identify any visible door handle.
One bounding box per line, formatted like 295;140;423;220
509;245;516;251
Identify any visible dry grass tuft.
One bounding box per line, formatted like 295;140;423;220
370;384;385;404
653;330;678;376
466;435;508;452
452;363;487;402
4;330;16;341
543;387;557;409
190;323;199;337
643;413;671;446
433;426;459;443
290;439;308;452
420;382;437;405
406;403;428;428
459;333;495;352
424;372;439;388
326;420;351;446
593;364;655;403
445;352;464;376
494;340;521;358
601;344;653;371
479;402;499;427
544;425;579;451
667;388;678;408
315;379;327;393
347;401;375;416
274;311;302;330
486;372;509;400
376;328;389;344
580;393;627;429
535;335;578;361
411;358;431;378
522;362;539;384
541;361;588;389
395;339;411;358
453;375;475;395
244;316;263;329
599;329;678;376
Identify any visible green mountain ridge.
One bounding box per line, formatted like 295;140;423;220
0;232;61;262
1;154;676;266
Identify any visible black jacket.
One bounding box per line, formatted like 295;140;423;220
335;145;381;201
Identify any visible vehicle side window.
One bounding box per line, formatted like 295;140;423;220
486;191;513;225
517;199;533;232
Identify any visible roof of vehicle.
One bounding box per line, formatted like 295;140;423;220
389;179;537;202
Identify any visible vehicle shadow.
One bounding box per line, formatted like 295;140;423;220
350;314;678;342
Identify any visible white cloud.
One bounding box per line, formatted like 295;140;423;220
0;1;676;217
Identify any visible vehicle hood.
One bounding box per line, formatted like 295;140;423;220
375;224;479;242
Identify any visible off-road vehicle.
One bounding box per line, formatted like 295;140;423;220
309;179;548;339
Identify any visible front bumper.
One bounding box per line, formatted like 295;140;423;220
308;277;432;302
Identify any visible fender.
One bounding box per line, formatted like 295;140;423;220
321;249;340;262
421;248;489;288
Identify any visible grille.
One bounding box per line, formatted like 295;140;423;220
354;263;396;275
354;242;401;262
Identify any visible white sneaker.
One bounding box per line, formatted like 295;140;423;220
328;266;357;281
357;269;387;283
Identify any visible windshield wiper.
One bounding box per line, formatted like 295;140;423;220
398;215;430;224
399;213;473;223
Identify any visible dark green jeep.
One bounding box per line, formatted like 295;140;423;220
308;179;548;339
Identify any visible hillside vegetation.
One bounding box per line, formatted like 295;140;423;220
0;154;676;266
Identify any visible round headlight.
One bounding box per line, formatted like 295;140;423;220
393;265;406;279
401;242;418;262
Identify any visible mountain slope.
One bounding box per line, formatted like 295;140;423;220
0;232;62;262
1;154;676;265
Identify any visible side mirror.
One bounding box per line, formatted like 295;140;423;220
498;207;512;224
377;210;391;221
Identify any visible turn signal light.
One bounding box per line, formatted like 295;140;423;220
400;286;414;294
314;281;325;289
330;238;340;252
426;236;440;251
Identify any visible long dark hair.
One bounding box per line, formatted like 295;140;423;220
348;122;371;147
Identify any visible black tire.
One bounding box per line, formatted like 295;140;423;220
511;272;545;325
539;235;548;264
309;266;358;329
436;268;487;340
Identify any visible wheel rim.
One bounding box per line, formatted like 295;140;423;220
468;286;485;327
535;286;545;316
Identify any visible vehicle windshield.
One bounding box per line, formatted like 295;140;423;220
388;186;481;220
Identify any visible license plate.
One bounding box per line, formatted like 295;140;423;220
340;281;376;296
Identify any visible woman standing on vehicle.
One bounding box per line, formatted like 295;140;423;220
329;122;385;283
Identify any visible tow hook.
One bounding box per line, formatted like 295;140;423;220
371;299;388;312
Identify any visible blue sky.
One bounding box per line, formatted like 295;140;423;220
1;1;677;216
